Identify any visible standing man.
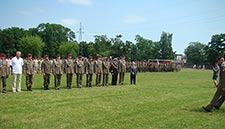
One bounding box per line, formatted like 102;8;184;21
0;54;10;93
75;55;84;88
41;54;52;90
118;55;126;85
85;56;94;88
130;61;137;85
64;54;74;89
202;56;225;112
95;55;103;86
23;54;35;91
102;57;110;86
11;51;24;92
52;54;64;90
110;58;118;86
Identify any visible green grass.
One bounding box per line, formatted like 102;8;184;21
1;69;225;129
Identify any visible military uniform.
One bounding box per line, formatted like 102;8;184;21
52;55;64;90
41;55;52;90
0;54;10;93
118;56;126;85
75;56;84;88
95;56;103;86
102;58;110;86
64;54;74;89
110;59;118;85
24;54;35;91
85;56;94;87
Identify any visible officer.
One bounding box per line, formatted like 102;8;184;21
24;54;35;91
110;58;118;85
85;56;94;88
52;54;64;90
95;55;103;86
130;61;137;85
75;55;84;88
118;55;126;85
0;54;10;93
102;57;110;86
41;54;52;90
64;54;74;89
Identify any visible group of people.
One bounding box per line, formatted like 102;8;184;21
0;51;138;93
202;56;225;112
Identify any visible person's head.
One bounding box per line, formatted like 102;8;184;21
16;51;21;58
78;55;82;60
44;54;49;60
27;54;32;60
121;55;125;60
132;61;136;65
89;56;93;61
1;53;6;60
56;54;61;60
216;56;224;65
67;54;72;59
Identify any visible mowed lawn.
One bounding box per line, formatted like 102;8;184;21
0;69;225;129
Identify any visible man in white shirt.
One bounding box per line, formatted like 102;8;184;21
11;51;23;92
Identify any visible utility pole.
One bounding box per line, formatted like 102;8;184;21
77;22;84;55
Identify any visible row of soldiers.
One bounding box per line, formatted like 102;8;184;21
0;53;127;92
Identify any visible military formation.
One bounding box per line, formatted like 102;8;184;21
0;52;182;93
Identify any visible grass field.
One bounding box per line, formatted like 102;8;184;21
0;69;225;129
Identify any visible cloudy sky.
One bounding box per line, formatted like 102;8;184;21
1;0;225;53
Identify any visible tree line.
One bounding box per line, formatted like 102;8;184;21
0;23;175;60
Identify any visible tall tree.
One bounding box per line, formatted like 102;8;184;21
37;23;76;57
59;41;79;58
0;27;27;56
18;36;45;58
111;34;124;58
206;33;225;65
94;35;112;57
184;42;207;65
159;32;175;59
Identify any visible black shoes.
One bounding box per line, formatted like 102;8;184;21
202;106;211;112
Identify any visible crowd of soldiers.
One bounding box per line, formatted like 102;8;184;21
0;52;182;93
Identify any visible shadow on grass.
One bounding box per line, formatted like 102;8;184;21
188;107;225;113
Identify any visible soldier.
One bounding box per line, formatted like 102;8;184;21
85;56;94;88
102;57;110;86
0;54;10;93
52;54;64;90
118;55;126;85
110;58;118;85
41;54;52;90
23;54;35;91
64;54;74;89
130;61;137;85
75;55;84;88
95;55;103;86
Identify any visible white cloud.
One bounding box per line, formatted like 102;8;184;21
61;18;78;26
58;0;92;6
123;15;147;24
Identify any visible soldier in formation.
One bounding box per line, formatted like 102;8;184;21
52;54;64;90
41;54;52;90
64;54;74;89
23;54;35;91
85;56;94;88
0;54;10;93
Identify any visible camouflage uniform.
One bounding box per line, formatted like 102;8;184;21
0;55;10;93
41;55;52;90
118;56;126;85
52;56;64;90
75;56;84;88
64;54;74;89
85;56;94;87
24;54;35;91
95;57;103;86
102;58;110;86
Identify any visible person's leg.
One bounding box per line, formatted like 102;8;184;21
2;77;6;93
17;74;22;92
12;73;17;92
214;92;225;109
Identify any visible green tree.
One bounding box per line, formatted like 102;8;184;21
18;36;45;58
37;23;76;57
94;35;112;57
111;34;124;58
59;41;79;58
0;27;27;56
206;33;225;65
184;42;207;65
159;32;175;59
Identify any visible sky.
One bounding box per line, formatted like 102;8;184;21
0;0;225;54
